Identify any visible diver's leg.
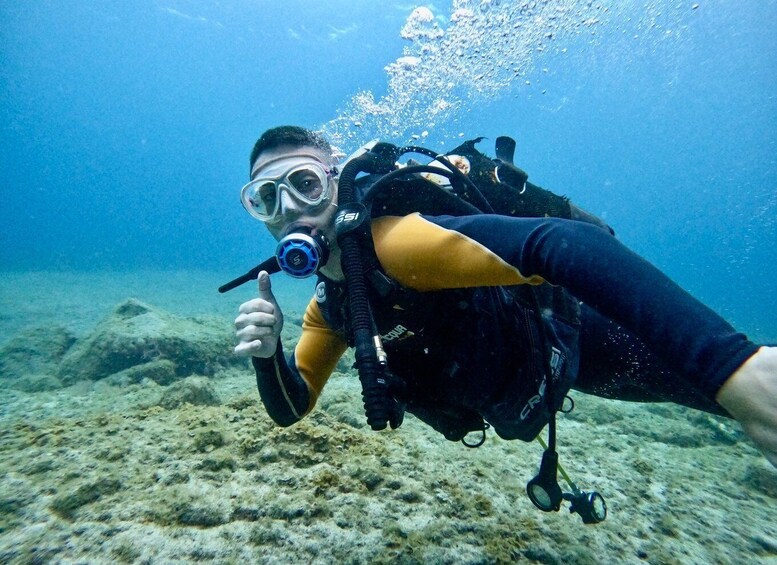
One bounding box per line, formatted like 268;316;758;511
513;218;774;465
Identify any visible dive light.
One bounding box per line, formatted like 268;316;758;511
526;449;563;512
527;436;607;524
566;490;607;525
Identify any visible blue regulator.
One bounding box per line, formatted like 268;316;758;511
275;231;330;278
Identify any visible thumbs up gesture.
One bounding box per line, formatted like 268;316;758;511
234;271;284;358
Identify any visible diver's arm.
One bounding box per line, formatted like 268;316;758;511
371;213;757;400
251;344;310;426
234;271;284;359
249;299;347;426
235;273;347;426
371;213;544;292
234;271;302;425
257;298;349;426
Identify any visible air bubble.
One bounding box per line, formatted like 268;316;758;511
324;1;684;150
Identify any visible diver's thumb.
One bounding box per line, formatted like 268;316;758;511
257;271;276;303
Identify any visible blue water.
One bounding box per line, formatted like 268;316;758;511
1;1;775;338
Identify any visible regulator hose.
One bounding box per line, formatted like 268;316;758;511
335;146;404;431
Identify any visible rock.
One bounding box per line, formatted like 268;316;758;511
57;299;241;385
11;373;63;392
158;376;221;410
49;477;122;520
0;474;38;529
0;325;76;389
172;501;227;527
104;359;178;386
193;429;226;452
742;463;777;498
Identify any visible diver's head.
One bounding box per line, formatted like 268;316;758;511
243;126;340;239
242;126;343;279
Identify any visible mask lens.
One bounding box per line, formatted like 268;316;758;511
287;166;326;200
255;182;278;215
243;180;279;220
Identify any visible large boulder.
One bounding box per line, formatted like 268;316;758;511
57;298;242;385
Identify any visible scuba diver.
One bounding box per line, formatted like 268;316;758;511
226;125;777;522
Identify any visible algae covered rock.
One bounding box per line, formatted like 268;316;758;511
105;359;178;386
49;476;123;520
57;299;241;385
11;373;63;392
0;325;76;389
158;376;222;409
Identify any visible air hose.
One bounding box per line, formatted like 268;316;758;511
335;145;403;431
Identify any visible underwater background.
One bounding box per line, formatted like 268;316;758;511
1;1;776;563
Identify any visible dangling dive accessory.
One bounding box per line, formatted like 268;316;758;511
526;414;607;524
526;288;607;524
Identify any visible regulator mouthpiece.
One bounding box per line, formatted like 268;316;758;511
275;231;329;278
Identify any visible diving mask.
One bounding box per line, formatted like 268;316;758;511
241;155;336;224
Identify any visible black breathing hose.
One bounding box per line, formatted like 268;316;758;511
218;256;280;293
336;151;399;431
362;164;481;213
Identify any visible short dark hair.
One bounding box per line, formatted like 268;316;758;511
249;126;333;173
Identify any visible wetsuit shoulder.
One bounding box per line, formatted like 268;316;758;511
370;213;545;292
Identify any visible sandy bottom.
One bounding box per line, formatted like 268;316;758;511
1;271;775;564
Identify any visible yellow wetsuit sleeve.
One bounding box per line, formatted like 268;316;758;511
296;297;348;412
371;213;545;291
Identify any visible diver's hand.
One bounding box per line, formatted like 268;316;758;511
234;271;284;358
716;346;777;468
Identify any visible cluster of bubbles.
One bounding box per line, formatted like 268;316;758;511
323;1;607;151
322;1;696;153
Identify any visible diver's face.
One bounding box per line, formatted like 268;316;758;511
248;145;339;244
